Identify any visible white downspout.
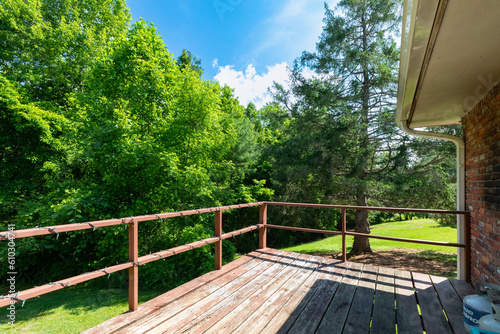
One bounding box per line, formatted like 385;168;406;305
400;122;466;280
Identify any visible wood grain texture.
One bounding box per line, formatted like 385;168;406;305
82;250;261;334
342;264;378;334
177;251;304;334
315;262;363;334
260;257;336;334
200;254;323;334
83;249;473;334
127;249;286;334
413;272;453;334
371;266;396;334
431;275;468;334
394;269;423;334
286;258;347;334
232;257;329;334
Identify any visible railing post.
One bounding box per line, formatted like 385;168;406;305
341;208;347;263
215;209;222;270
128;220;138;311
465;212;471;283
259;204;268;249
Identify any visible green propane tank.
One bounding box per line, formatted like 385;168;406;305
464;283;500;333
479;298;500;334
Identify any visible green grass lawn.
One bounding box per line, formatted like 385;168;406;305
283;219;458;254
0;286;162;333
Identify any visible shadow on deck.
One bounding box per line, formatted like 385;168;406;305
84;248;473;334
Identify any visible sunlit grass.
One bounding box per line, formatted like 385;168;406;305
0;286;161;333
283;219;458;254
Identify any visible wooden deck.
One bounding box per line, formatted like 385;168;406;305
84;248;473;334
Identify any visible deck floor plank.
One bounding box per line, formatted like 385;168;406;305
200;255;326;334
449;278;475;300
259;258;341;334
394;269;424;334
82;249;261;334
315;262;364;334
341;264;378;334
413;272;453;334
137;249;293;334
285;258;348;334
232;257;330;334
371;266;396;334
124;249;286;333
431;275;468;334
181;252;310;333
85;248;472;334
169;252;304;334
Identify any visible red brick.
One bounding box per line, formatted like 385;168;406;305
463;80;500;286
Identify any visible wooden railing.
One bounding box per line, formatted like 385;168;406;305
0;201;470;310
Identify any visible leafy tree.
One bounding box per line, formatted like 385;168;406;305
0;75;70;225
268;0;458;253
272;0;402;254
0;15;272;287
177;49;203;75
0;0;130;106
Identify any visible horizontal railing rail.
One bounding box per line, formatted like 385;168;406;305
0;200;470;310
0;202;263;240
265;201;469;214
264;202;470;282
0;203;266;310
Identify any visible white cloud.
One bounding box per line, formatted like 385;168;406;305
214;62;291;109
212;58;218;68
214;62;324;109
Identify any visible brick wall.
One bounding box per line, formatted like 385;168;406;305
462;81;500;285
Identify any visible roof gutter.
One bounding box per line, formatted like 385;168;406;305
397;0;466;280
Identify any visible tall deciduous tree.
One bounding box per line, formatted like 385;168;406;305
0;0;130;106
273;0;402;254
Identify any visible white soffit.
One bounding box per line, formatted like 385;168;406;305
397;0;500;128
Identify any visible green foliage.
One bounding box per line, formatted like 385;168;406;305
0;3;271;290
0;0;130;106
261;0;457;251
177;49;203;75
0;75;70;225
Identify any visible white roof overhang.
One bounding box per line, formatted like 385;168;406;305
396;0;500;129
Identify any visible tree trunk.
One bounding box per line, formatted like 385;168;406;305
350;10;372;256
351;188;372;255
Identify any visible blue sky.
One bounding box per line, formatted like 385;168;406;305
127;0;339;107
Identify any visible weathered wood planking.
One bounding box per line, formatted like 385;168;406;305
81;249;261;334
200;254;326;334
84;249;474;334
371;266;396;334
412;272;453;334
315;262;364;334
233;257;329;334
131;252;291;333
127;249;288;333
259;258;341;334
286;258;347;334
449;278;475;300
394;269;424;334
431;275;468;334
182;252;310;333
167;251;305;334
342;264;378;334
